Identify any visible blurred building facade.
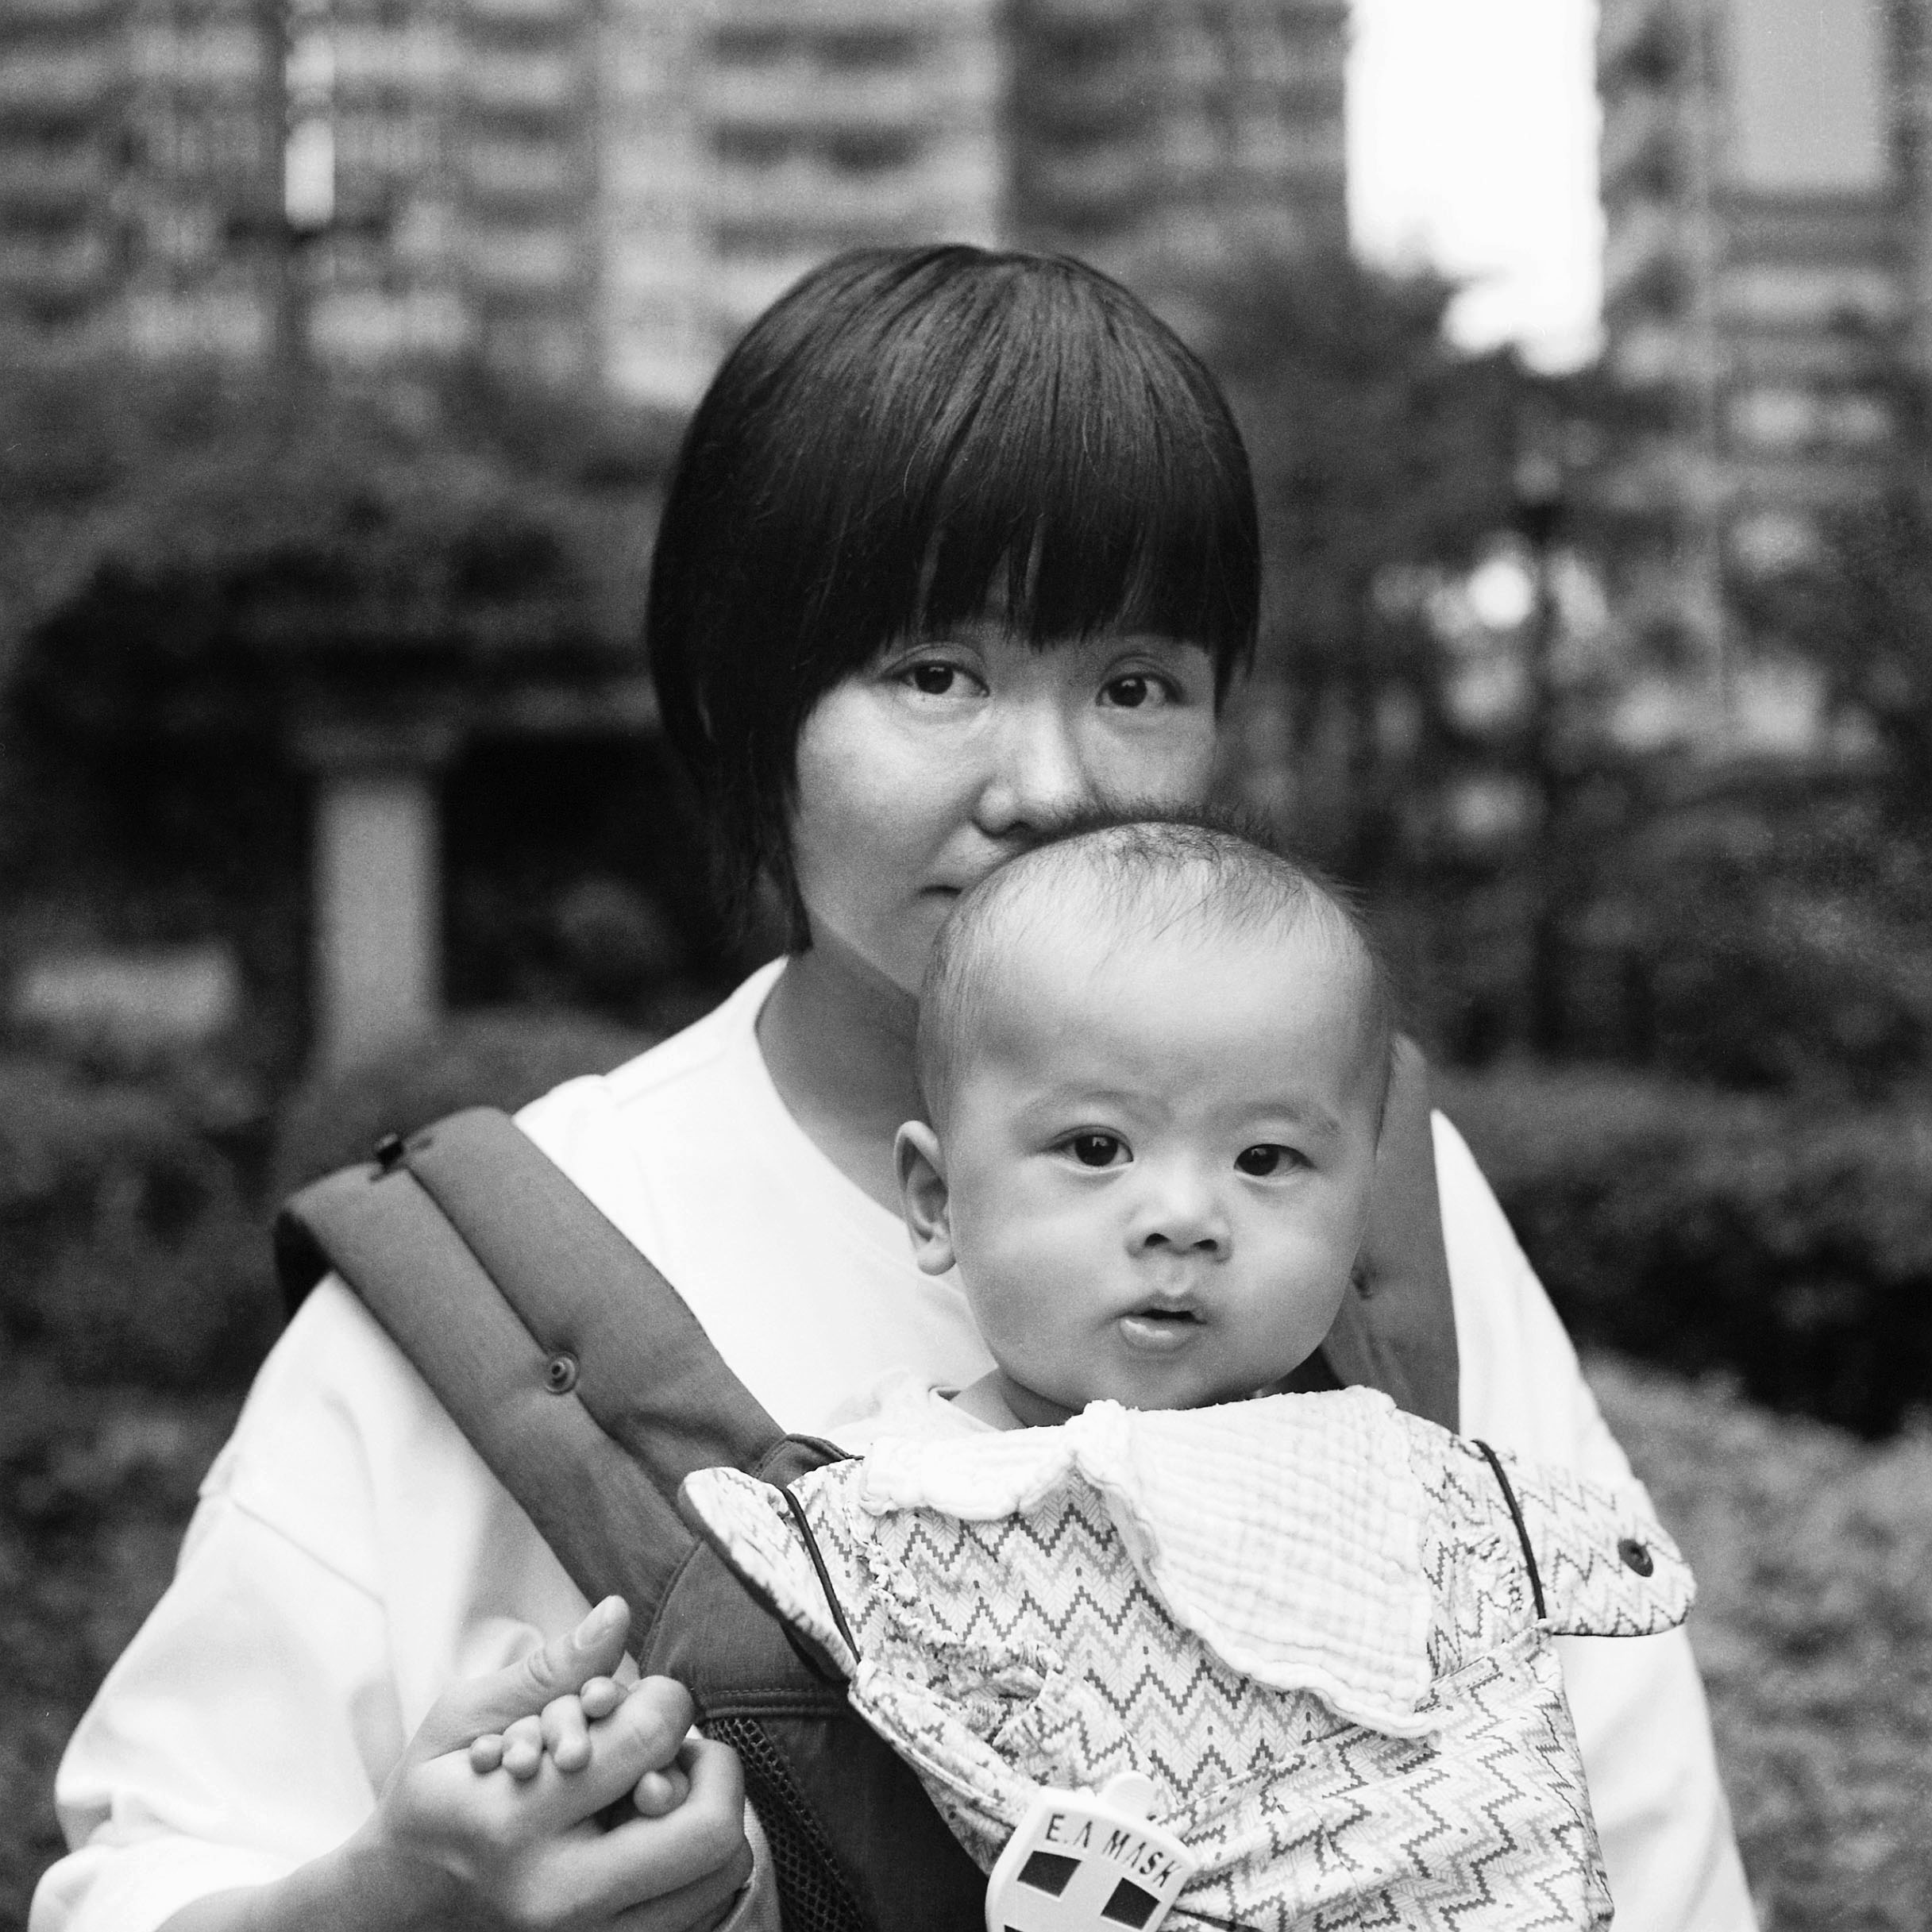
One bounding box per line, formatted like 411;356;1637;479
1598;0;1909;683
1011;0;1347;279
0;0;1348;403
1;0;1349;1069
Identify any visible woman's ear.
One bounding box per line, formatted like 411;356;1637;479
894;1121;957;1276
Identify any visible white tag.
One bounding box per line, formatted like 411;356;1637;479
983;1772;1197;1932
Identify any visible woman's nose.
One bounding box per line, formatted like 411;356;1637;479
973;697;1090;836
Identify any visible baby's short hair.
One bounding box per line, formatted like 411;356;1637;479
916;810;1395;1127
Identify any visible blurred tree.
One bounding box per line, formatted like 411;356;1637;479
1179;253;1725;1067
0;361;681;688
1754;375;1932;821
14;412;648;744
1187;249;1528;880
0;363;688;1073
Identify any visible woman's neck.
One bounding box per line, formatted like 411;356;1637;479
755;936;927;1216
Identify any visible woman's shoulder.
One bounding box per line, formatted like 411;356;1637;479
504;957;831;1287
173;975;798;1598
206;1275;495;1588
1429;1109;1631;1482
517;961;783;1150
226;975;792;1512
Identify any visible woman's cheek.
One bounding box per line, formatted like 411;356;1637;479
1090;710;1217;806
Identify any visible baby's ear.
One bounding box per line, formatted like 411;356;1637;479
894;1121;957;1276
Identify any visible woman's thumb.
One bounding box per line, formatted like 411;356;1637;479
408;1595;634;1762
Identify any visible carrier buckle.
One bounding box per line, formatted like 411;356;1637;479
983;1770;1195;1932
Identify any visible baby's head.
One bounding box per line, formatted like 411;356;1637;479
895;815;1391;1427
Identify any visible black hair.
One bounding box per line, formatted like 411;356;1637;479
916;806;1397;1132
646;244;1260;943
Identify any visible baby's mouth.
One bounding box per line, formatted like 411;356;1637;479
1117;1305;1202;1354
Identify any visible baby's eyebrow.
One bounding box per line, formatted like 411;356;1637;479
1240;1099;1348;1142
1010;1078;1146;1111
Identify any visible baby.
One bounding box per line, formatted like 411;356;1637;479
867;810;1390;1440
476;816;1689;1929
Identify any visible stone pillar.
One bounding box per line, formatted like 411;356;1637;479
302;732;449;1072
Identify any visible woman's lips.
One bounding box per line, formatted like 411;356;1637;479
1117;1309;1201;1354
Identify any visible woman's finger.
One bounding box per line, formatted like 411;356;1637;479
501;1714;545;1780
631;1761;691;1819
543;1693;592;1773
567;1734;748;1913
608;1838;757;1932
407;1595;633;1764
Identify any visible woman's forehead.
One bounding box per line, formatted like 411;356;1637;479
900;616;1213;657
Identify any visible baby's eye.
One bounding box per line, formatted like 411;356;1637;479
1066;1132;1128;1168
1236;1143;1298;1177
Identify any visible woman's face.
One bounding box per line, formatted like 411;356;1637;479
789;626;1220;996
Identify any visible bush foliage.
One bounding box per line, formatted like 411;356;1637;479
1595;1356;1932;1930
0;1056;276;1389
1439;1066;1932;1436
0;1012;661;1393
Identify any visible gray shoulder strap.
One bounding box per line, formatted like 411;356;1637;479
1340;1041;1461;1431
273;1107;811;1616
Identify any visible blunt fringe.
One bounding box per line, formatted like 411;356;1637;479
646;244;1261;940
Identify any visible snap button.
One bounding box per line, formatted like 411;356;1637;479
1617;1537;1654;1577
372;1132;406;1171
543;1352;579;1396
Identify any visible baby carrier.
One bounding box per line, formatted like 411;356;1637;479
274;1104;1467;1930
681;1393;1694;1929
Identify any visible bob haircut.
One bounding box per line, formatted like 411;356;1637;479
646;243;1261;942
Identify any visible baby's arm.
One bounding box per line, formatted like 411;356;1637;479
468;1676;695;1817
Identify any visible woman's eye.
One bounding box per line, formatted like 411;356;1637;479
1236;1144;1297;1177
1101;673;1163;709
1067;1133;1128;1168
895;657;987;700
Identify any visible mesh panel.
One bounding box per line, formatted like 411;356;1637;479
708;1714;870;1932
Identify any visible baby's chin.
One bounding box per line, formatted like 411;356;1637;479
1003;1371;1305;1425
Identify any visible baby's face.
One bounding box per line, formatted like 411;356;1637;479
912;916;1383;1422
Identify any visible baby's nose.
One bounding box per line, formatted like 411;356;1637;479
1137;1224;1225;1256
1131;1173;1230;1257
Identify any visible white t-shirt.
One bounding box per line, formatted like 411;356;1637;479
31;962;1756;1932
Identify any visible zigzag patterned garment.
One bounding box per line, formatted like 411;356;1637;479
681;1389;1695;1930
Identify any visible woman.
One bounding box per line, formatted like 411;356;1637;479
34;247;1753;1932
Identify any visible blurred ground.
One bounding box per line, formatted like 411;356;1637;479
1591;1357;1932;1930
0;1361;243;1932
2;1352;1927;1930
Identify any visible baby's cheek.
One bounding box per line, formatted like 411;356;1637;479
966;1264;1053;1363
1251;1229;1353;1326
966;1237;1084;1364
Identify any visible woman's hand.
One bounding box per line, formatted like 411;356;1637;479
162;1598;754;1932
357;1595;751;1930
